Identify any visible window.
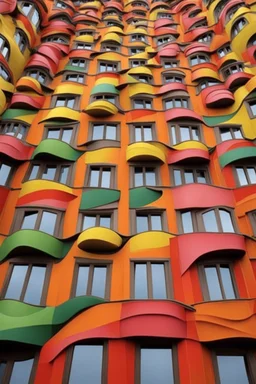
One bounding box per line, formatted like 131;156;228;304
231;18;247;38
131;124;155;142
27;163;72;184
131;34;146;42
137;347;177;384
197;32;212;43
55;0;67;8
54;96;78;109
247;99;256;117
0;121;28;139
75;42;93;50
163;74;184;84
217;126;243;142
70;58;87;68
130;47;145;55
1;262;51;305
199;79;220;90
18;2;40;28
0;162;13;186
156;36;173;45
214;0;229;20
25;69;47;84
171;165;210;185
81;212;114;230
169;123;200;145
217;45;232;58
226;3;242;22
99;61;119;72
65;345;105;384
222;63;243;79
190;54;210;66
0;63;10;81
45;126;75;144
91;123;118;141
132;75;152;83
77;30;95;36
0;357;37;384
199;262;237;300
45;35;68;44
133;98;152;109
130;59;146;67
165;97;189;110
132;166;158;187
157;12;173;18
86;166;115;188
14;29;28;53
135;211;165;233
92;94;116;104
214;353;255;383
0;35;10;60
64;73;85;83
131;261;172;299
101;43;120;52
234;165;256;186
72;261;111;299
179;208;235;234
14;209;62;236
162;59;179;68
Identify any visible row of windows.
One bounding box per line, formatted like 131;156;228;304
2;160;256;189
1;344;254;384
0;258;241;304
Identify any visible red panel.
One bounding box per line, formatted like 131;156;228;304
172;184;235;209
168;149;210;164
225;72;252;90
157;44;180;57
204;87;235;107
17;190;76;208
165;108;204;123
158;83;187;95
26;54;57;74
0;135;34;160
0;0;16;14
234;185;256;202
0;186;9;212
154;27;179;36
184;43;210;56
10;94;45;110
154;18;175;29
216;140;254;157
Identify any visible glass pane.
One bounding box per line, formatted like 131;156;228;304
202;210;218;232
101;170;111;187
219;210;234;232
0;163;11;185
192;128;199;141
82;216;96;230
140;348;174;384
75;266;89;296
47;129;59;140
145;169;156;185
99;216;111;228
180;127;190;141
24;266;46;305
0;363;6;382
67;98;75;108
39;211;57;235
136;216;148;233
135;168;143;187
247;167;256;184
22;212;38;229
144;127;152;141
62;129;73;143
181;212;193;233
134;264;148;298
91;267;107;297
135;128;142;141
29;165;39;180
151;264;167;299
59;166;69;184
220;129;232;141
69;345;103;384
56;98;65;107
5;265;28;300
10;359;34;384
90;169;100;187
197;170;206;183
171;126;177;144
151;215;162;230
42;166;56;180
217;356;249;384
106;125;116;140
236;167;247;186
92;125;104;140
220;266;236;299
173;170;182;185
233;128;243;139
205;267;222;300
184;171;194;184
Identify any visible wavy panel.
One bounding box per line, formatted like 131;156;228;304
32;139;82;161
80;189;120;209
129;187;162;208
0;135;34;160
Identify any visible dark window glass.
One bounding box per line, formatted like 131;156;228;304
0;163;12;186
204;265;236;300
140;348;174;384
133;262;169;299
75;265;108;298
217;355;249;384
69;345;103;384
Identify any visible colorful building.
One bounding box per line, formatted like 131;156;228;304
1;0;256;382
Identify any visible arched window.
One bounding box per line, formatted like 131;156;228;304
0;35;10;60
18;1;40;28
231;17;247;38
14;29;28;53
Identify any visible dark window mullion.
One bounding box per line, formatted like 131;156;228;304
87;265;94;295
216;209;223;232
98;168;103;187
147;262;153;298
216;264;225;299
19;264;32;301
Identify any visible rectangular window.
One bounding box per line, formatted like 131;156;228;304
13;209;62;236
91;123;118;141
235;165;256;186
75;42;93;50
199;263;237;301
171;166;210;185
70;58;87;68
165;98;189;110
45;126;75;144
99;61;119;72
1;263;51;305
72;261;111;299
162;59;179;68
92;94;116;103
131;261;172;299
217;44;232;57
138;347;177;384
163;74;183;84
54;96;78;109
65;74;85;83
81;212;114;230
132;166;158;187
247;100;256;117
0;122;28;140
218;126;243;142
0;358;37;384
130;47;145;55
66;345;105;384
28;163;72;184
169;123;201;145
0;162;13;186
135;212;165;233
131;124;155;142
133;99;152;109
215;354;252;384
86;166;115;188
101;43;120;52
130;60;146;67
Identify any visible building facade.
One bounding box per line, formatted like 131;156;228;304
0;0;256;382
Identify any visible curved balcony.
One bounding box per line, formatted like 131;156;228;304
130;231;174;252
0;230;71;262
129;187;162;208
26;53;57;75
165;108;204;123
0;0;16;13
80;189;120;210
40;107;80;123
158;82;187;96
77;227;122;252
32;139;82;161
16;76;44;94
128;83;154;98
219;145;256;168
202;85;235;108
84;100;118;117
168;148;210;164
225;72;252;90
9;94;45;110
0;135;33;160
126;142;166;163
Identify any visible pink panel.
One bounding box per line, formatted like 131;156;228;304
168;149;210;164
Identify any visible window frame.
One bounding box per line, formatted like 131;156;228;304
98;60;120;73
130;164;160;188
161;59;180;68
132;97;153;109
0;351;39;384
79;209;117;232
170;164;211;186
231;17;247;39
233;164;256;187
24;68;49;84
14;28;29;53
129;123;156;143
69;58;87;68
18;1;41;28
51;95;80;110
133;209;167;234
169;122;202;145
217;44;232;58
88;122;120;142
0;34;10;61
189;53;210;66
85;165;116;189
63;72;85;84
44;124;77;145
246;99;256;119
25;161;74;185
100;43;120;52
0;121;28;140
215;125;244;143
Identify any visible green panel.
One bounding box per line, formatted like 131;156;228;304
203;112;236;126
32;139;82;161
80;189;120;209
0;296;104;346
219;147;256;168
64;65;86;73
129;187;162;208
1;109;36;120
0;230;72;262
90;84;119;96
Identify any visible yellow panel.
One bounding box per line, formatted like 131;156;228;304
74;35;94;43
77;227;122;251
95;77;119;86
101;32;121;43
0;77;15;94
53;84;84;95
84;100;118;117
128;66;153;76
93;52;122;62
19;180;74;197
41;107;81;122
85;147;120;163
126;142;166;163
0;89;6;115
130;232;174;252
174;141;209;151
128;83;154;97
